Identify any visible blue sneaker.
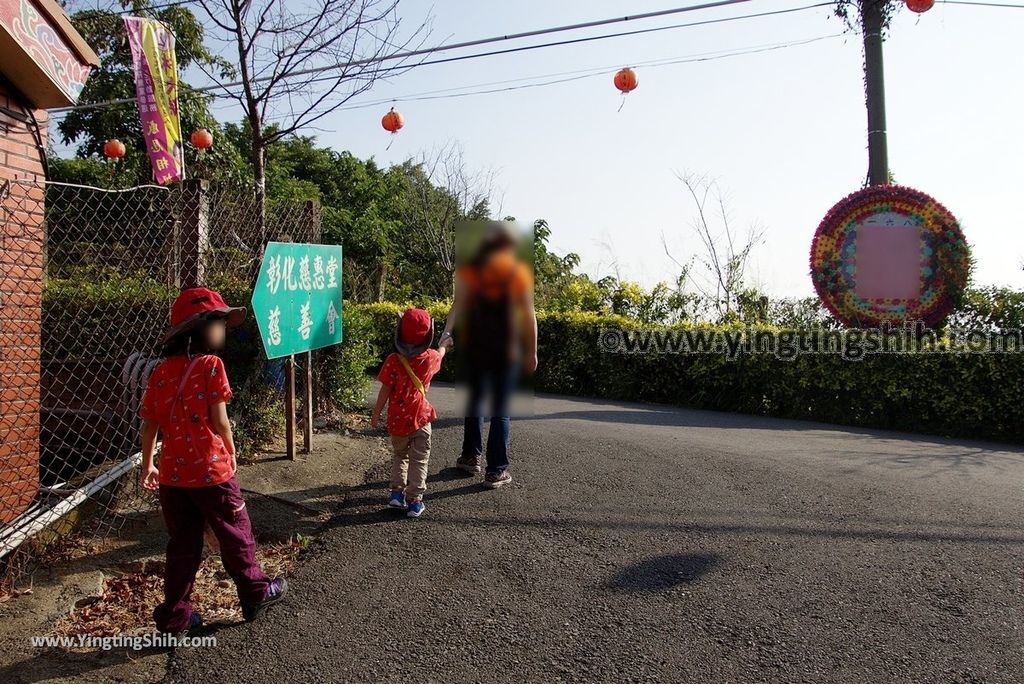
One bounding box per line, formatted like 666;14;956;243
406;498;426;518
388;489;407;509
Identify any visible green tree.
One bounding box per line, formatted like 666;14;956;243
222;129;412;302
604;280;675;324
533;219;584;307
542;277;608;314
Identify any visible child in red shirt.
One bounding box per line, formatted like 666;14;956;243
371;308;448;518
140;287;287;634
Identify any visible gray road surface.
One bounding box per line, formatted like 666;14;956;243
168;386;1024;683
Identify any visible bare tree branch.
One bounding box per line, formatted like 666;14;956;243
400;141;496;280
666;173;765;321
190;0;431;236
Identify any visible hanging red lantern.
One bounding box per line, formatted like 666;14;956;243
381;107;404;134
905;0;934;12
190;128;214;150
103;139;126;160
614;68;638;94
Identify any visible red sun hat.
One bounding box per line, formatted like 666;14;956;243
395;308;433;357
162;287;247;345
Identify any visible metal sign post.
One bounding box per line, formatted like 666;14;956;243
252;242;343;460
303;350;313;454
284;355;296;460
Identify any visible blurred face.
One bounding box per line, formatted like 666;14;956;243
455;220;524;265
205;318;228;350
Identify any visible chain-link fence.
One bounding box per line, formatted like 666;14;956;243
0;178;320;582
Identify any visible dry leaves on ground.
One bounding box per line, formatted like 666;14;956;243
52;539;302;645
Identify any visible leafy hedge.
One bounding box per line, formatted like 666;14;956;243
315;305;379;411
354;302;1024;443
42;280;1024;454
540;314;1024;442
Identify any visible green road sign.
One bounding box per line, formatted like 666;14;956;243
251;242;343;359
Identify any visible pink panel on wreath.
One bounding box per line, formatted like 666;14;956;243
853;215;923;300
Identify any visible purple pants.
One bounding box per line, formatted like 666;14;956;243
154;478;270;632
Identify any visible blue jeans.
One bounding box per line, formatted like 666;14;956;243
462;364;516;475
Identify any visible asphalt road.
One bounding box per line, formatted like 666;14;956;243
168;385;1024;683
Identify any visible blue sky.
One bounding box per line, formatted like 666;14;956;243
135;1;1024;296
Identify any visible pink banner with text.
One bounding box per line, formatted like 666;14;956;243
124;17;183;185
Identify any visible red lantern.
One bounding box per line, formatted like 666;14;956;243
190;128;214;150
614;68;638;94
381;108;404;134
906;0;934;12
103;139;126;160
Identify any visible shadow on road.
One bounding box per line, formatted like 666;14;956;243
608;552;722;592
518;406;1009;447
512;406;1023;479
260;471;1024;546
429;466;474;483
427;512;1024;547
312;467;487;530
0;648;144;682
431;416;464;430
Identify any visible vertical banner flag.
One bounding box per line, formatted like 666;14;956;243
124;17;184;185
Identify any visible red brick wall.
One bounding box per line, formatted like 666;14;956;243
0;79;45;524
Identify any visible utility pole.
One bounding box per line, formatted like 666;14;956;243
861;0;890;186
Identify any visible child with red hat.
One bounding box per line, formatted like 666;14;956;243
371;307;448;518
139;287;287;635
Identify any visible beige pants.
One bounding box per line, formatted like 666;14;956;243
390;424;431;500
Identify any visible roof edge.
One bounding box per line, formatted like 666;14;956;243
32;0;100;67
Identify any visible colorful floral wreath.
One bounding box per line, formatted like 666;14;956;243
810;185;970;328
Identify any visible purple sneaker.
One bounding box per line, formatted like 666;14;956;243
163;611;202;639
242;577;288;622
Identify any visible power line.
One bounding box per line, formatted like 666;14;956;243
80;0;199;13
69;0;198;14
313;38;826;106
941;0;1024;7
55;0;836;115
260;0;761;83
203;1;835;110
184;0;1024;113
60;0;1018;118
369;34;843;107
250;33;842;115
51;0;767;113
144;0;198;10
364;2;836;76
